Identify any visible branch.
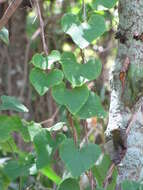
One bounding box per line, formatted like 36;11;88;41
34;0;48;55
0;0;23;30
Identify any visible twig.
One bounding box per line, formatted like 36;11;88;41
68;113;78;145
84;121;88;144
40;107;59;126
34;0;48;55
20;41;30;99
82;0;86;22
103;163;115;189
80;127;95;148
20;17;50;99
83;121;95;190
0;0;23;30
80;49;85;64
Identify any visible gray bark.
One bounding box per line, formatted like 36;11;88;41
106;0;143;183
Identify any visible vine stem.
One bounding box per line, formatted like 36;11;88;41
68;113;78;145
19;176;22;190
35;0;48;55
82;0;86;22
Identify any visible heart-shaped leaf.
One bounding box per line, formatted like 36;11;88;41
34;130;55;169
93;0;118;9
0;96;29;112
60;139;101;177
31;51;61;70
3;156;33;180
60;52;102;86
34;130;66;169
52;83;89;114
76;92;106;119
29;68;63;96
61;13;106;49
30;53;48;70
58;178;80;190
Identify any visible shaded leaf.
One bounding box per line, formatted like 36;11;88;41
60;139;101;177
0;115;30;143
58;178;80;190
34;130;66;169
3;156;33;180
76;92;106;119
60;52;102;87
33;130;55;169
30;68;63;96
52;82;89;114
0;96;28;113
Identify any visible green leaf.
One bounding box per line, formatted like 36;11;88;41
31;53;48;70
76;92;106;119
3;157;33;180
40;165;62;185
34;130;65;169
92;0;118;9
52;82;89;114
58;178;80;190
121;180;142;190
92;154;117;190
48;50;61;63
26;121;43;141
60;52;102;87
61;13;106;49
60;139;101;177
34;130;55;169
0;95;29;112
0;27;9;45
29;68;63;96
0;137;19;153
31;51;61;70
0;115;30;143
0;168;10;190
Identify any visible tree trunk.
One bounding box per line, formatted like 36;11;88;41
106;0;143;184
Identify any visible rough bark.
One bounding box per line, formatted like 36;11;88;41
106;0;143;184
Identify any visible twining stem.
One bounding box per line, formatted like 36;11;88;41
35;0;48;55
68;113;78;145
